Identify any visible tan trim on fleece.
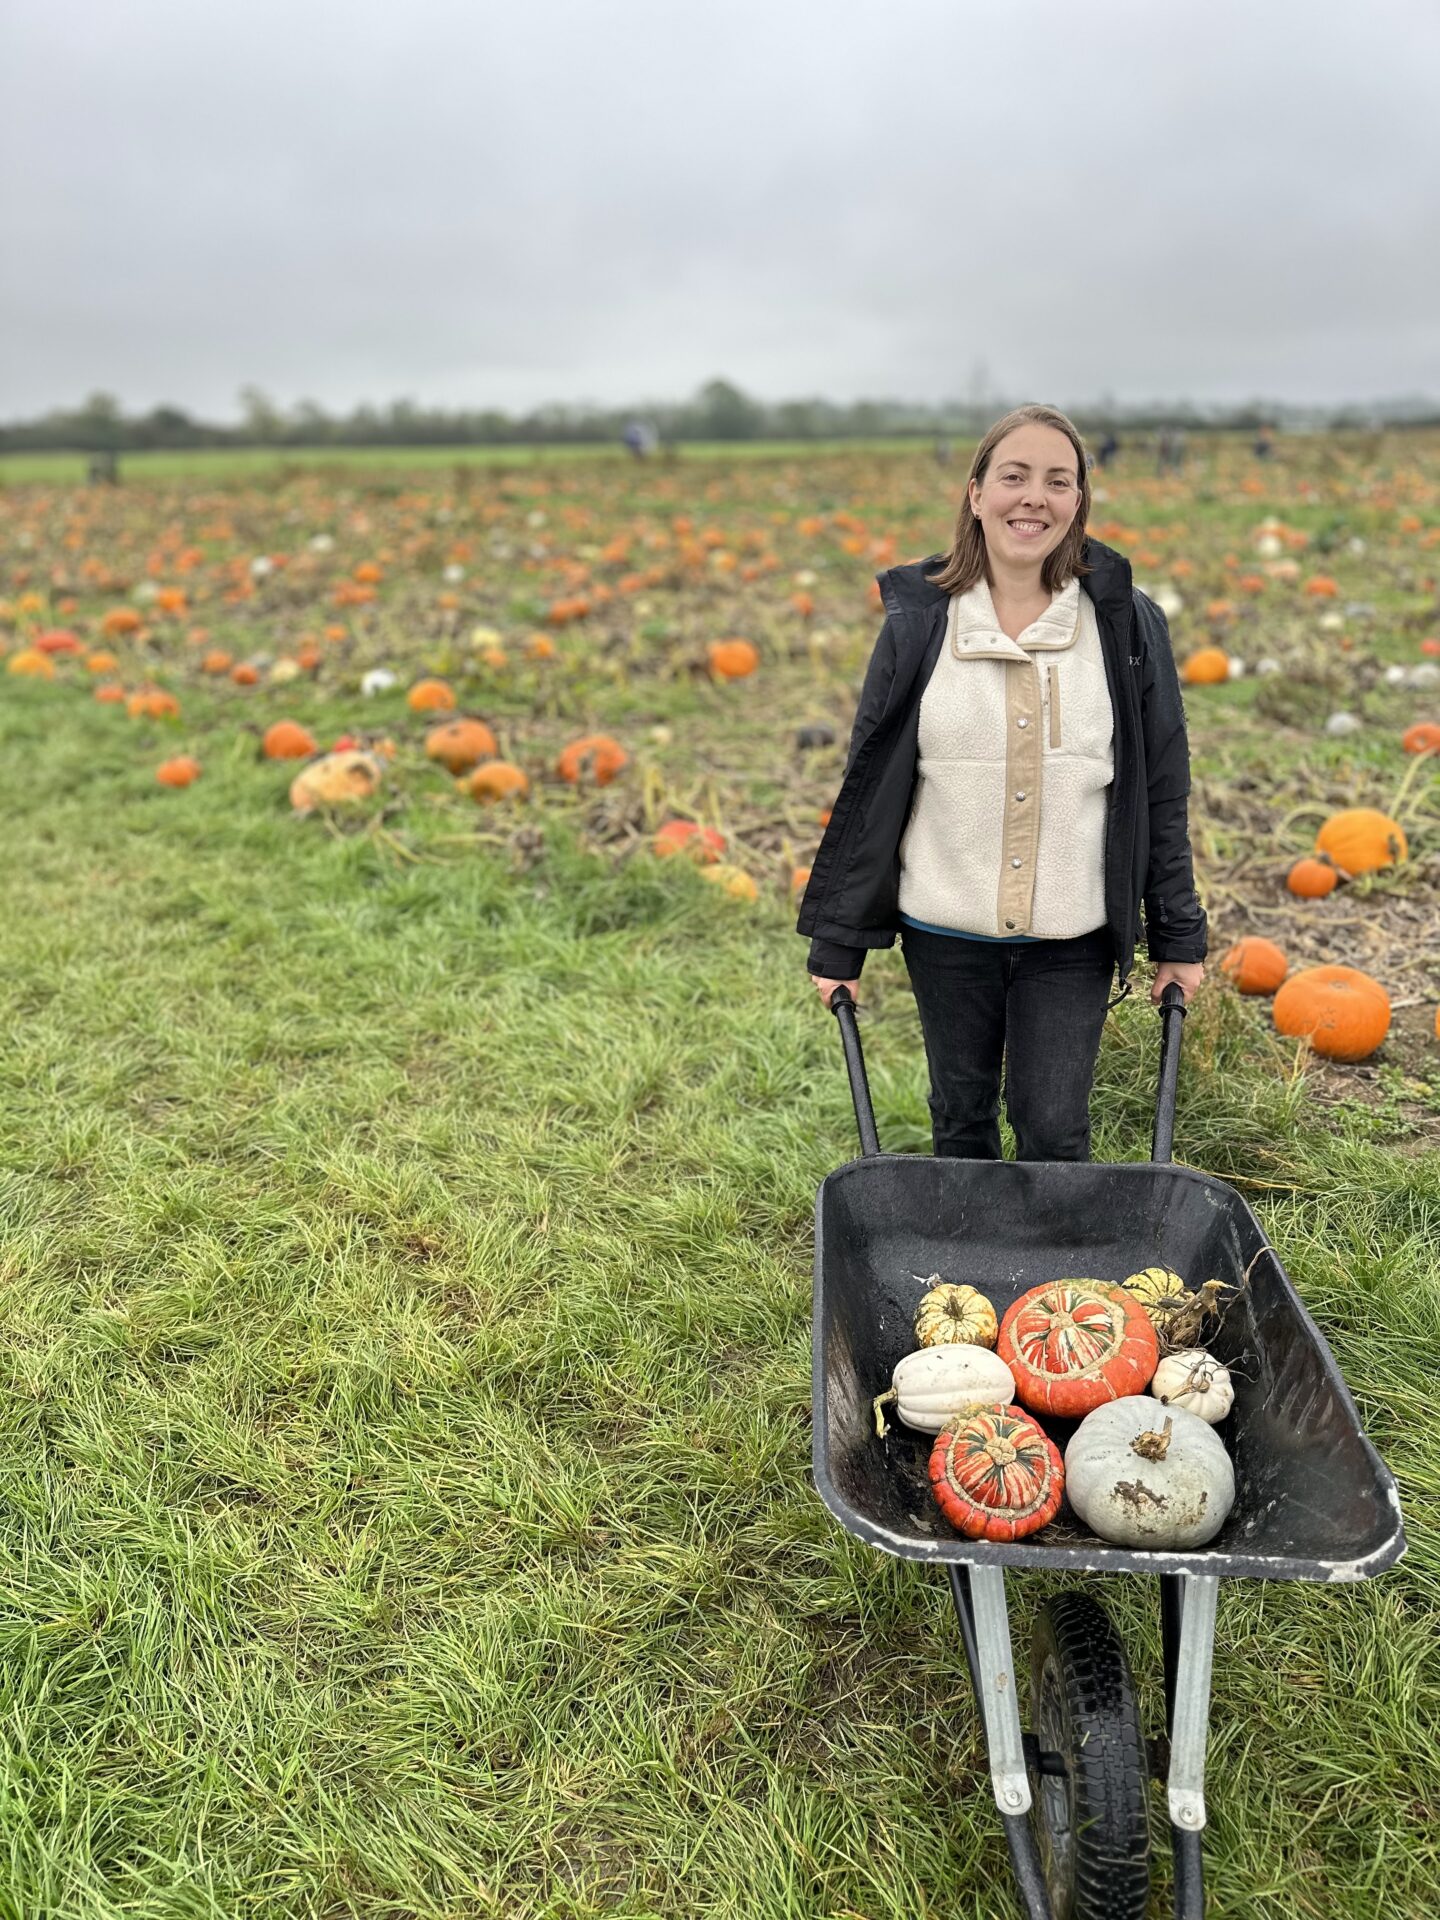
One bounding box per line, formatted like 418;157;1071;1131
1049;661;1061;747
997;660;1043;931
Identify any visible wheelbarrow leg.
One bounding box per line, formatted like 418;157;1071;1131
947;1566;1055;1920
1161;1573;1216;1920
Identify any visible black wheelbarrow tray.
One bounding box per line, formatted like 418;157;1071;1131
812;983;1406;1920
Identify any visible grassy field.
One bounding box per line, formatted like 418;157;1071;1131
2;440;1438;1917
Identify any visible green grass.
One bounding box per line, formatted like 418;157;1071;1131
0;440;958;488
1;673;1437;1920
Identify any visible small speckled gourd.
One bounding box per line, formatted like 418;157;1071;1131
913;1279;998;1350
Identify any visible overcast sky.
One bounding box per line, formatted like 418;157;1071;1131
3;0;1438;420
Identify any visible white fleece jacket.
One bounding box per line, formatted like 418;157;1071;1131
896;571;1114;938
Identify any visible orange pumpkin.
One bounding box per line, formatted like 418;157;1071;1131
407;677;457;713
997;1281;1158;1418
1219;936;1288;995
1182;647;1230;685
1401;722;1440;754
156;755;202;788
7;649;56;679
262;720;318;760
101;607;143;637
425;718;498;774
928;1406;1065;1542
556;734;628;785
126;688;180;719
201;649;234;675
707;639;760;679
93;684;127;704
1314;808;1407;876
231;663;260;686
35;629;82;655
1272;965;1391;1062
463;760;530;802
1286;857;1338;898
653;819;726;864
85;650;119;674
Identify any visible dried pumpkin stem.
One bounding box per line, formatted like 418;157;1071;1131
1131;1415;1175;1462
872;1389;897;1439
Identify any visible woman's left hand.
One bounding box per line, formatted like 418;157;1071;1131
1151;960;1206;1006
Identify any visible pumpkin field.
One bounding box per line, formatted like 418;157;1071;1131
2;432;1438;1919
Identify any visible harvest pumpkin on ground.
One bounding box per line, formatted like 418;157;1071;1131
1402;722;1440;754
652;819;726;863
289;750;384;812
407;678;457;713
556;734;628;785
1314;808;1407;875
1219;936;1288;994
707;639;759;679
155;756;202;788
1286;857;1338;899
425;718;498;774
1272;964;1391;1062
262;720;318;760
463;761;530;802
997;1280;1158;1417
1181;646;1230;685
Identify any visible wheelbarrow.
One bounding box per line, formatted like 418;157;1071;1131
812;982;1406;1919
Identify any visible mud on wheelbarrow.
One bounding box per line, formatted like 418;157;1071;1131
812;983;1406;1920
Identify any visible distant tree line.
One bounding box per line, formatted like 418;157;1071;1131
3;378;1438;454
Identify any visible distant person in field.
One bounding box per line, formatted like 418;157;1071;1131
1253;423;1274;460
798;402;1207;1161
1096;430;1119;469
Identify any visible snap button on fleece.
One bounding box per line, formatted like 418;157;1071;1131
1010;857;1022;868
1015;791;1026;801
1017;716;1029;729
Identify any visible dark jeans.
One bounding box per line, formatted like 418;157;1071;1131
899;924;1116;1162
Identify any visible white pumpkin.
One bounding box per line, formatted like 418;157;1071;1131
1150;1350;1234;1425
1064;1399;1235;1549
872;1346;1016;1438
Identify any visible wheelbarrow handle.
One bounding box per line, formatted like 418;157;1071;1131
828;979;1188;1164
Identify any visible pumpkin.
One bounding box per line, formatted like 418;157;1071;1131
1122;1266;1193;1326
6;649;55;678
1314;807;1407;876
463;760;530;802
997;1280;1158;1418
872;1345;1016;1437
127;688;180;719
913;1279;998;1350
289;749;384;812
929;1405;1065;1542
231;663;260;686
1150;1350;1235;1424
1181;646;1230;685
707;639;759;679
1286;857;1338;899
155;755;202;788
1272;964;1391;1062
556;734;628;786
262;720;318;760
699;864;759;901
1064;1402;1235;1548
85;650;119;674
201;649;234;675
653;819;726;864
407;677;457;713
1402;722;1440;754
1219;936;1287;995
425;717;498;774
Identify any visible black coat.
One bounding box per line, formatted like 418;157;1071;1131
797;536;1208;996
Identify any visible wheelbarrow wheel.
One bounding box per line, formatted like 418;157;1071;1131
1028;1592;1151;1920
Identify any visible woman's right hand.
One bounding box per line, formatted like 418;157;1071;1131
811;974;861;1011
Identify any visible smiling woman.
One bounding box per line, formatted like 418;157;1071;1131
800;402;1209;1163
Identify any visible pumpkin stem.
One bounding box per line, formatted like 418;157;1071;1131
872;1388;897;1439
1131;1415;1174;1462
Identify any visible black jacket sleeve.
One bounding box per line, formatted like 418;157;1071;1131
802;613;898;980
1134;591;1208;964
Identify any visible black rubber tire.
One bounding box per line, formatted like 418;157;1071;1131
1028;1592;1151;1920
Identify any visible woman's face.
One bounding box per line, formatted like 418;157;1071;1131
968;424;1083;573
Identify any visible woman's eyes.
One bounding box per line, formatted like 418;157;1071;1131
1001;473;1071;487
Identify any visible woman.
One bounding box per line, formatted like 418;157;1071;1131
798;404;1207;1162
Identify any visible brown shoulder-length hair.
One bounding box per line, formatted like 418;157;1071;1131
926;403;1093;596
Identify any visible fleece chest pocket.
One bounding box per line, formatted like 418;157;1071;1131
1044;654;1113;759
